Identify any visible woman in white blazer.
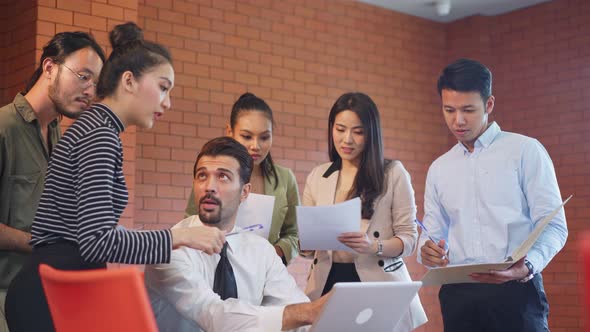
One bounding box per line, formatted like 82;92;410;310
302;93;427;331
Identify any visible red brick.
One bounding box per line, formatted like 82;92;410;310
235;72;258;85
199;29;224;44
197;77;223;91
57;0;91;14
221;58;246;72
173;0;198;15
185;15;210;29
157;185;185;199
197;53;222;67
199;6;222;20
91;3;123;19
38;7;73;24
107;0;138;10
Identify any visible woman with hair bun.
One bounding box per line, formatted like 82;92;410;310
185;92;300;264
5;22;225;332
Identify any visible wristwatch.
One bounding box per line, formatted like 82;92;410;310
518;260;535;283
375;239;383;257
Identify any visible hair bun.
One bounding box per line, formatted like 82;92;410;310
238;92;256;100
109;22;144;49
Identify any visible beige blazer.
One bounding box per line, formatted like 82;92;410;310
303;160;427;331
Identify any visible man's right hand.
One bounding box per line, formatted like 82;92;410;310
282;291;332;330
171;226;225;254
420;239;449;267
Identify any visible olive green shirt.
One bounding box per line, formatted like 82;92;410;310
0;93;60;289
185;164;300;264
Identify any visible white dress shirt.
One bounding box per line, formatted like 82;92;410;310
145;216;310;332
418;122;568;273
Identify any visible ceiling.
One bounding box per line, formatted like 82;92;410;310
358;0;552;23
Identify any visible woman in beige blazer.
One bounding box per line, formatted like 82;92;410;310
303;93;427;331
186;93;300;264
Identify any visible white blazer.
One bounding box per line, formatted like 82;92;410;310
303;160;427;331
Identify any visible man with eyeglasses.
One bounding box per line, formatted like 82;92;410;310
0;31;105;331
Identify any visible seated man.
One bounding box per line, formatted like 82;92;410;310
145;137;327;332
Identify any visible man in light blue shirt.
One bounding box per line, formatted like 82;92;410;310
418;58;568;332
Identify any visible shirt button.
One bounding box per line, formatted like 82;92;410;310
373;231;380;238
313;258;318;265
378;260;384;267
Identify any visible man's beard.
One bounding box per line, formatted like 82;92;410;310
48;69;86;119
198;193;223;225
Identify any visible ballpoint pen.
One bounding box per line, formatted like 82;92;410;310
226;224;264;236
415;219;448;260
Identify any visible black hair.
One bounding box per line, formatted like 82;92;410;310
229;92;279;189
96;22;172;99
193;137;253;185
328;92;390;219
24;31;106;93
437;58;493;101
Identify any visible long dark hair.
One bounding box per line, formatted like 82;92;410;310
96;22;172;99
230;93;279;189
24;31;105;93
328;92;389;219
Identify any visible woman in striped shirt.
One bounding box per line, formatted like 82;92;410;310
5;22;225;332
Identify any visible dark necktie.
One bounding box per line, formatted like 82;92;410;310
213;242;238;300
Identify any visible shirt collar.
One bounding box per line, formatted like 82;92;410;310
457;121;501;153
93;103;125;134
225;225;241;253
14;93;58;128
322;159;341;178
174;215;239;254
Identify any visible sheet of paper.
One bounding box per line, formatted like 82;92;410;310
235;193;275;239
421;195;572;286
297;197;361;252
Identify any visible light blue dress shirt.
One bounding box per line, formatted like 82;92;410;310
418;122;568;274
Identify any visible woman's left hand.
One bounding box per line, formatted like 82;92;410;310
338;232;375;254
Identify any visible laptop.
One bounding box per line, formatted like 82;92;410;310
310;281;422;332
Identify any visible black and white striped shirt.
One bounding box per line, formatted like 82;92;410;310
31;104;171;264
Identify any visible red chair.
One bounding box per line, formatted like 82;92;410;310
39;264;158;332
581;232;590;332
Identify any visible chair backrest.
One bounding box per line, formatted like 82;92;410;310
39;264;158;332
580;232;590;332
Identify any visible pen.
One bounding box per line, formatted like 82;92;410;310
414;219;448;260
226;224;263;237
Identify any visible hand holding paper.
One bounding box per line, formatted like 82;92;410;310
297;198;361;252
337;232;375;254
469;256;528;284
234;193;275;239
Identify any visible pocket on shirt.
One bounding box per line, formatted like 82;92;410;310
8;171;42;230
479;161;521;205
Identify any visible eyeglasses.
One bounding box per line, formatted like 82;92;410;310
61;63;97;88
384;259;404;273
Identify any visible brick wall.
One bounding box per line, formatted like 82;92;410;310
447;1;590;330
0;0;36;105
0;0;586;330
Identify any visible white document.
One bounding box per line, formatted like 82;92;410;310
422;195;572;286
234;193;275;239
297;197;361;252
